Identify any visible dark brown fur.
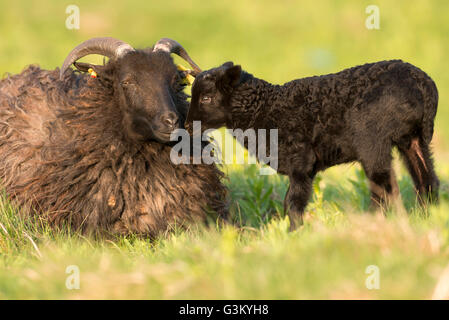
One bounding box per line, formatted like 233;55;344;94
0;63;227;237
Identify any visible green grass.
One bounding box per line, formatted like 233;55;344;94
1;0;449;299
1;164;449;299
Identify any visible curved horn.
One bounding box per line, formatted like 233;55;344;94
60;37;134;79
153;38;202;75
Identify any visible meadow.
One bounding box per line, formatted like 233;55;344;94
0;0;448;299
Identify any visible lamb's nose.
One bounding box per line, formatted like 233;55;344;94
161;112;179;129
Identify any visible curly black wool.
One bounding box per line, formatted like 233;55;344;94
186;60;439;226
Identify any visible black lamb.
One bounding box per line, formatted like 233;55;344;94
185;60;439;227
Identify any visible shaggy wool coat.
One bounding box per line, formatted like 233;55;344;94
0;65;227;236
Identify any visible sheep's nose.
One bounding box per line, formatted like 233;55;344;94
161;112;179;130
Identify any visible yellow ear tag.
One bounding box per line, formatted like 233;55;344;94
176;64;195;85
88;68;97;78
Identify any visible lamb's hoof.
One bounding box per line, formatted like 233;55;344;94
288;214;304;231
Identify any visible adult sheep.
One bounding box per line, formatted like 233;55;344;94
0;37;227;236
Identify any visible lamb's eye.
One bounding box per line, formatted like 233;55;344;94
201;96;212;104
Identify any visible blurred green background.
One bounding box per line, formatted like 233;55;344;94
1;0;449;299
0;0;449;157
1;0;448;143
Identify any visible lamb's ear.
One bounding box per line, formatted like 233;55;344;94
222;61;234;68
222;64;242;87
73;62;110;79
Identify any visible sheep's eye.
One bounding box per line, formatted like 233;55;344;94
121;80;134;87
201;96;212;104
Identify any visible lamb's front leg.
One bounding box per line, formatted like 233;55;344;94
285;170;315;230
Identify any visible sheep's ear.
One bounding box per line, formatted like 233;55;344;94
222;64;242;87
73;62;92;73
73;62;109;79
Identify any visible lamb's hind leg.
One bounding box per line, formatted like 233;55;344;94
285;170;315;230
367;167;405;215
398;137;439;205
359;142;405;214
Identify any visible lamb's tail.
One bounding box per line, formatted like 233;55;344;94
421;76;438;144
